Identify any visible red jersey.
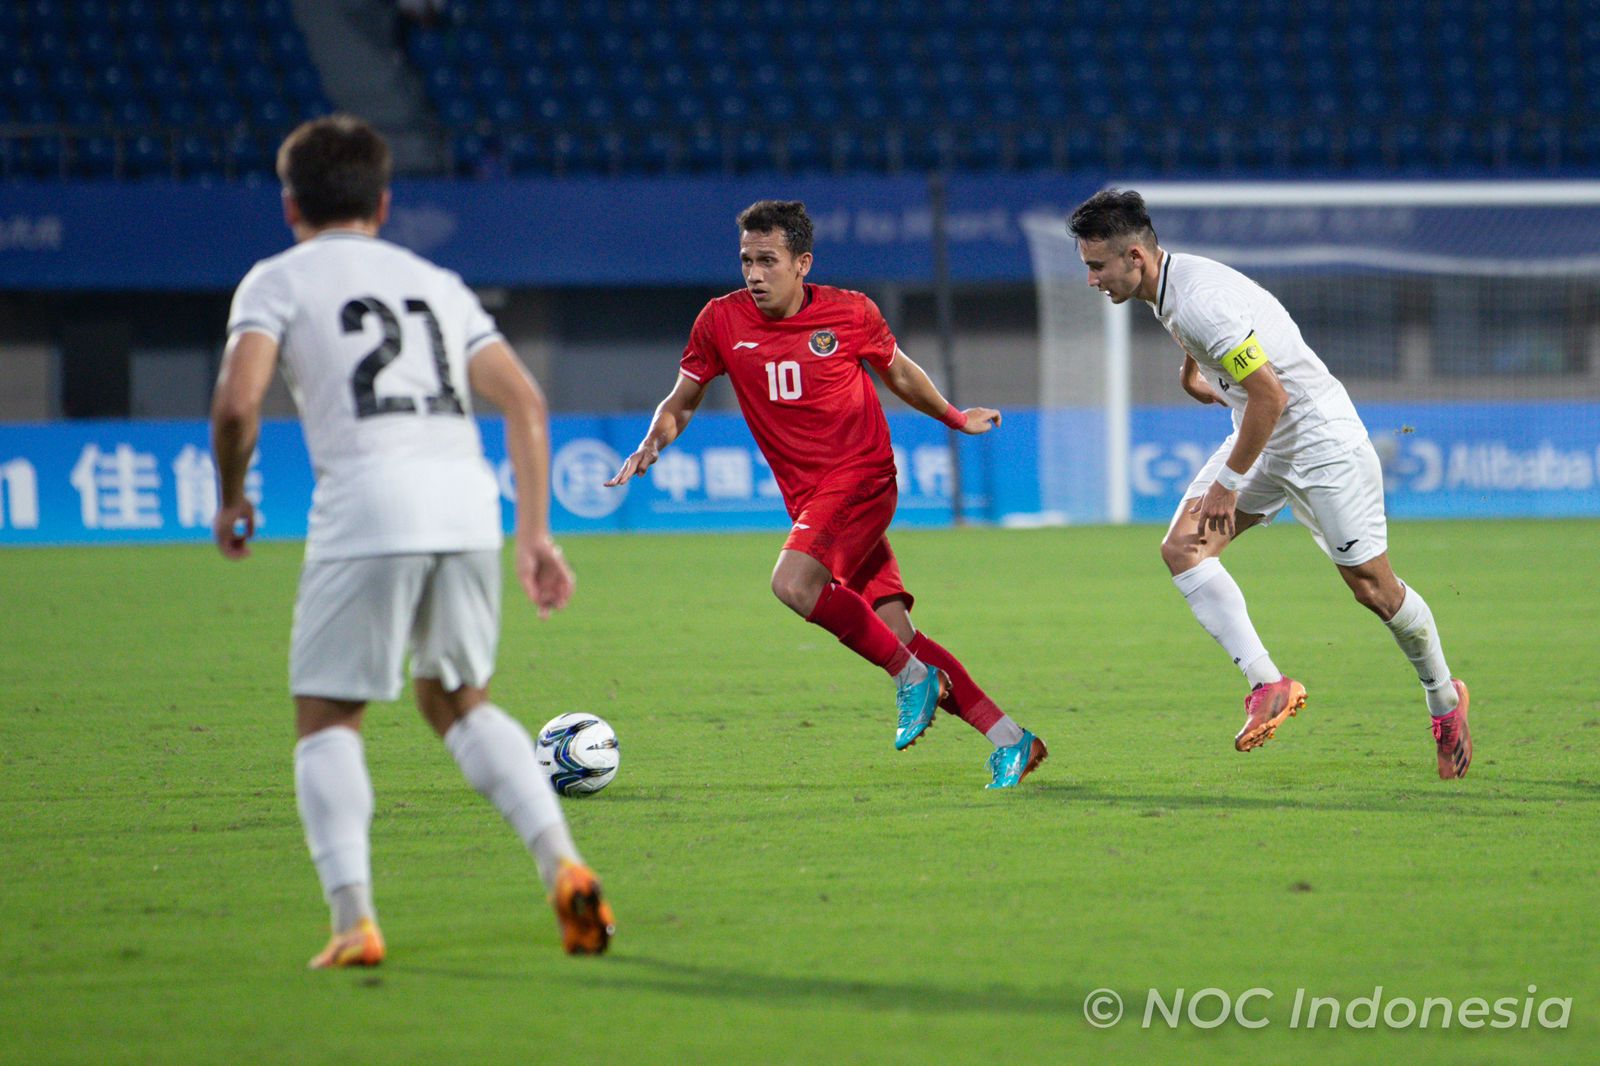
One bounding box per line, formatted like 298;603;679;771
679;284;898;507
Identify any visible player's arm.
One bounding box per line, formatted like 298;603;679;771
604;372;709;486
469;340;574;618
209;330;279;559
1191;337;1288;538
1180;353;1223;405
875;346;1001;435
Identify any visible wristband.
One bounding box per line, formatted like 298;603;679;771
1213;464;1244;492
939;403;966;430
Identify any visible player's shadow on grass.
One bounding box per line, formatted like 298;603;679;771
1018;780;1596;815
591;954;1081;1016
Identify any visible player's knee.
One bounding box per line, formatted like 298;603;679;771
770;571;819;615
1159;535;1198;574
1345;574;1389;615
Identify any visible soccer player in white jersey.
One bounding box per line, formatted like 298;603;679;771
210;115;614;965
1066;189;1471;779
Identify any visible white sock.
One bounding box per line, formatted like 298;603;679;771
329;883;374;933
985;717;1025;748
1384;584;1458;716
893;656;929;687
1172;558;1280;687
444;703;579;891
294;726;374;929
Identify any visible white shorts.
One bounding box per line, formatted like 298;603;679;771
1184;437;1388;567
289;551;501;702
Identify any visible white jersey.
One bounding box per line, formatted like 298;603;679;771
1152;251;1367;463
228;231;504;561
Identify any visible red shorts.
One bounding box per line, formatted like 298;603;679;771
783;472;913;610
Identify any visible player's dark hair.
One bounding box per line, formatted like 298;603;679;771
737;200;814;257
276;114;392;227
1067;188;1158;247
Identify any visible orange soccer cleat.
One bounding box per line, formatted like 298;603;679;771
552;862;615;956
1234;676;1308;752
308;917;386;970
1431;678;1472;780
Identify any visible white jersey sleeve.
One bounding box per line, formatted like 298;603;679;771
1153;252;1367;463
228;259;296;342
226;233;505;560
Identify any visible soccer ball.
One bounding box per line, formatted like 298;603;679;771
535;713;620;796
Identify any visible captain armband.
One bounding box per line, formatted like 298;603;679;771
1221;332;1268;382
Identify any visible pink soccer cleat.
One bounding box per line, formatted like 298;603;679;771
1234;676;1308;752
1431;678;1472;779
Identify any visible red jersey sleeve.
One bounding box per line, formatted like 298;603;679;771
679;301;725;383
856;294;898;372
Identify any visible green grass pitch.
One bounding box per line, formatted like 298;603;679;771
2;519;1597;1064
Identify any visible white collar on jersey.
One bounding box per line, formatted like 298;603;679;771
1155;249;1173;315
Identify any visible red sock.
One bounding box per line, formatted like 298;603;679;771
908;631;1004;733
805;582;911;676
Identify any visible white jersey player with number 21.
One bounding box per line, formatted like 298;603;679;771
1065;188;1472;780
211;114;613;967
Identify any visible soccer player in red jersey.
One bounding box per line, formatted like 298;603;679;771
606;200;1047;788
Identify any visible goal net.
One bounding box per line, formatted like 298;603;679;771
1023;182;1600;525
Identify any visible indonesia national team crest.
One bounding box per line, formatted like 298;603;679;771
808;329;838;357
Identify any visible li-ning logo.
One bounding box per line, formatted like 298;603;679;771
808;329;838;356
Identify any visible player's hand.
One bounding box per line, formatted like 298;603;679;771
1188;482;1237;541
212;499;256;559
516;534;575;618
604;442;659;486
955;407;1003;434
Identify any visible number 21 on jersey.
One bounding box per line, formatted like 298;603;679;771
764;360;802;401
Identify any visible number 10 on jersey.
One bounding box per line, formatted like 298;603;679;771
765;360;802;401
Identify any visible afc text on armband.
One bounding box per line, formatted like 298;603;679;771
1223;333;1267;382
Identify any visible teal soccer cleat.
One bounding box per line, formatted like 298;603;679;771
894;666;948;750
986;730;1048;789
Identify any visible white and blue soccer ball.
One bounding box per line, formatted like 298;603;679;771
535;713;620;796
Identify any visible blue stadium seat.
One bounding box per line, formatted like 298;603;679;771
8;67;46;103
778;129;818;172
1341;124;1384;170
16;136;66;180
73;135;117;179
112;98;152;126
176;133;218;178
683;128;724;173
205;97;243;127
238;67;279;102
126;134;171;179
1014;128;1055;171
159;98;198;126
551;131;604;175
955;127;1006;172
19;99;64;125
732;129;774;174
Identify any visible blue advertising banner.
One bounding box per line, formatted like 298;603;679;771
0;173;1090;290
1124;400;1600;523
0;411;1020;546
6;178;1600;291
0;401;1594;547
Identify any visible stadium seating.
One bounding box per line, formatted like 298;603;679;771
1;0;1595;181
406;0;1600;179
0;0;332;181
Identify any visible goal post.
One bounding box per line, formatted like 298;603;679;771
1023;180;1600;526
